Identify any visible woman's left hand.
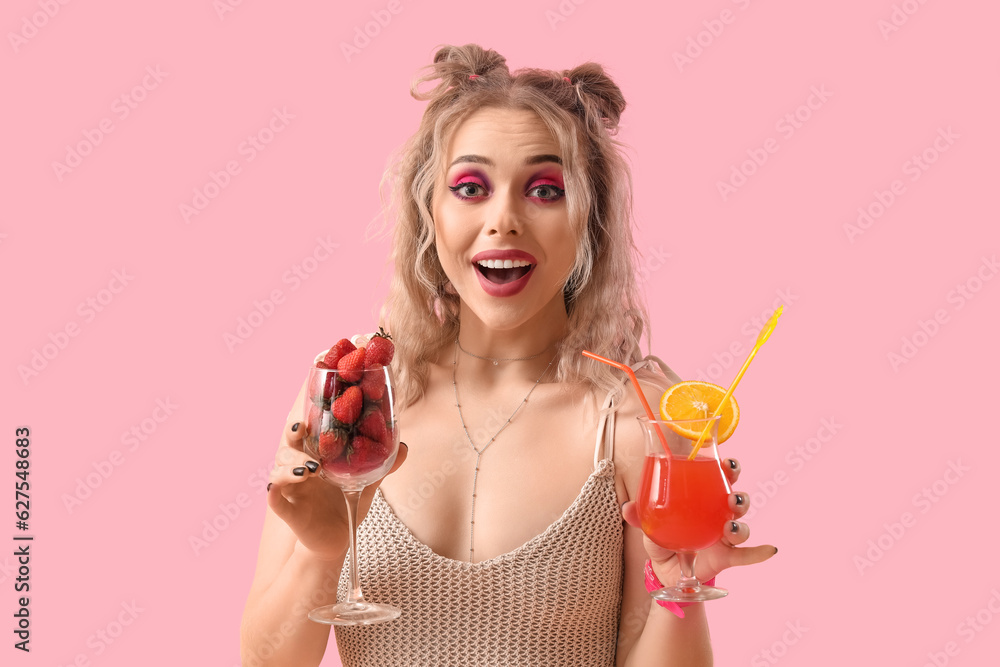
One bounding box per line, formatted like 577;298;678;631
622;457;777;583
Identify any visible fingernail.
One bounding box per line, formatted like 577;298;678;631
305;460;319;473
774;547;779;555
728;459;738;470
735;494;745;506
292;466;306;476
291;422;300;432
730;521;739;534
266;482;273;491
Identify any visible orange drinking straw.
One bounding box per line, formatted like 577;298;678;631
581;350;669;450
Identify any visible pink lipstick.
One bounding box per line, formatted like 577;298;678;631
471;250;537;297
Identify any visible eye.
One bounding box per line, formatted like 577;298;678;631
448;182;487;200
526;183;565;201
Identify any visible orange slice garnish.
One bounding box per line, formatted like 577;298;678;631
659;380;740;444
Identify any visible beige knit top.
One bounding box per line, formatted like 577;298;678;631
333;358;676;667
334;459;622;666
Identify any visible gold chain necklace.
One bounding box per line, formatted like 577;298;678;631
451;339;555;561
456;337;549;365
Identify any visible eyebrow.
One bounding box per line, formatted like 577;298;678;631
449;154;563;167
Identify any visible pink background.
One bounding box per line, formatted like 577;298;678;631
4;1;999;665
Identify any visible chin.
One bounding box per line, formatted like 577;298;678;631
462;289;567;333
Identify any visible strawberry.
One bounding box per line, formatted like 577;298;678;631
308;371;338;411
378;394;393;422
321;372;338;400
323;435;392;475
358;406;387;443
336;347;366;383
306;403;335;442
318;425;349;461
364;328;395;366
322;451;352;476
348;435;391;473
359;362;386;400
304;402;322;451
332;385;363;425
322;338;356;368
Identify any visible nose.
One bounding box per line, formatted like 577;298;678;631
485;190;524;237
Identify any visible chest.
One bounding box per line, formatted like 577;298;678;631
378;379;604;562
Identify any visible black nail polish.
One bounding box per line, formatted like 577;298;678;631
735;494;745;506
291;422;299;432
729;459;738;470
292;466;306;476
730;521;739;534
305;460;318;473
266;482;272;492
774;547;779;555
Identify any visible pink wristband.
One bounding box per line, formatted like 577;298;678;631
644;559;716;619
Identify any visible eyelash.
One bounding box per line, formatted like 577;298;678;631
527;184;565;201
448;182;487;200
447;182;565;202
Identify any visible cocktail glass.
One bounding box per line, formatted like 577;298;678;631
302;363;401;624
636;415;733;602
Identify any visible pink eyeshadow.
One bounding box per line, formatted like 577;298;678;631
448;170;489;188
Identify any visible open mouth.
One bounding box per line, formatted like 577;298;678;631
475;258;533;284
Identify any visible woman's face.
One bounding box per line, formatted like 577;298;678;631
432;107;578;334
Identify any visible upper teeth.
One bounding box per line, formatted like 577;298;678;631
477;259;531;269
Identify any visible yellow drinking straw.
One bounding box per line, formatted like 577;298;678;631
688;306;783;460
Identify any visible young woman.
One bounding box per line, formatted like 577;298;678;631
242;44;776;666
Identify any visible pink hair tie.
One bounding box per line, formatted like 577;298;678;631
468;74;480;80
563;77;571;83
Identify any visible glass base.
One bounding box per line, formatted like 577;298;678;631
308;601;401;626
651;583;728;603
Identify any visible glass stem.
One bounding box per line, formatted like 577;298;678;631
675;551;701;591
342;490;366;606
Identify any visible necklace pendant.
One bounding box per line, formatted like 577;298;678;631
453;341;557;563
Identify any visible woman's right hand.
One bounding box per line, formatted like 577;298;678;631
266;377;408;563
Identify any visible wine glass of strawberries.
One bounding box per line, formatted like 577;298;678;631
302;328;401;625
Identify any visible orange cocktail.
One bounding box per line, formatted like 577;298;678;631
638;455;733;552
636;415;732;602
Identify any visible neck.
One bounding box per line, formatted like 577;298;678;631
455;300;568;364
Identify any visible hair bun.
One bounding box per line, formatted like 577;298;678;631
565;63;626;130
413;44;510;101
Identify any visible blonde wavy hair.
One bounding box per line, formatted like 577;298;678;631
380;44;650;407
